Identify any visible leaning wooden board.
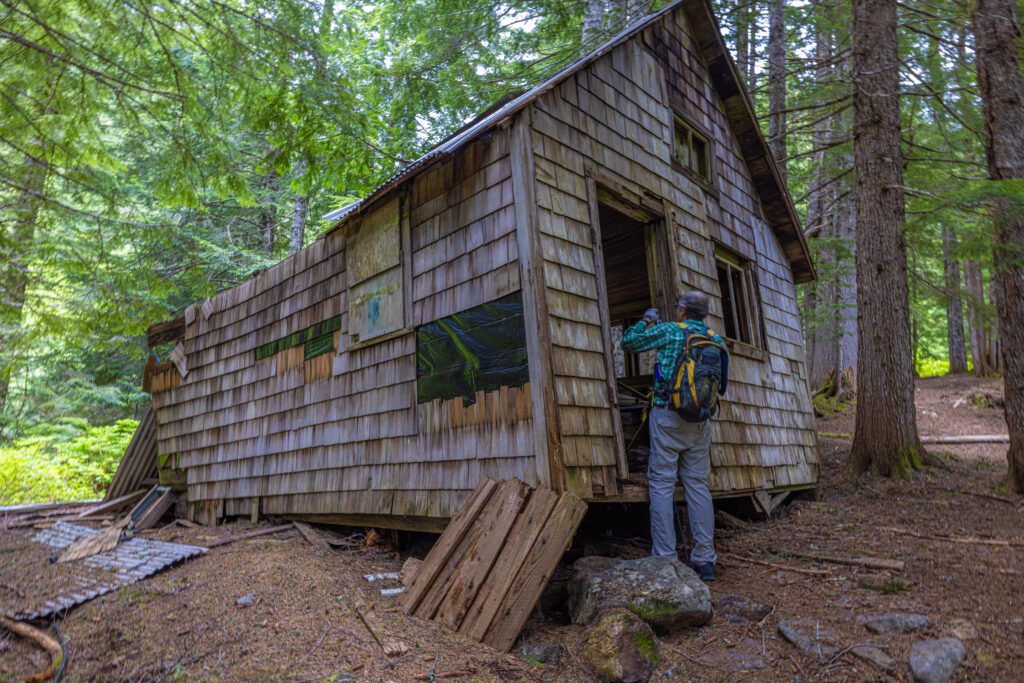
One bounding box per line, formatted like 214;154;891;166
399;477;587;651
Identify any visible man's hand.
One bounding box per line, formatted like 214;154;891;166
643;308;661;325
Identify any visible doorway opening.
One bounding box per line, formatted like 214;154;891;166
596;197;673;477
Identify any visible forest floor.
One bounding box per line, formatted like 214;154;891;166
2;374;1022;682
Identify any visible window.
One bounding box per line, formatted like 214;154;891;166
715;247;764;348
346;196;408;345
673;117;711;181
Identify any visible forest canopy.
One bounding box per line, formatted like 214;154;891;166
1;0;1020;498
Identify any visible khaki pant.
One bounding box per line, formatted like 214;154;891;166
647;407;716;565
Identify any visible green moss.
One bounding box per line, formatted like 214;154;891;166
629;600;678;624
633;629;661;665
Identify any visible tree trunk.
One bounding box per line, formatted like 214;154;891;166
943;226;968;373
583;0;606;43
849;0;924;476
768;0;787;181
736;2;751;86
0;158;46;419
290;159;309;255
987;273;1003;372
973;0;1024;493
964;260;989;374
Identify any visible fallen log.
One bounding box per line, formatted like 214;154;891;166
782;550;904;572
920;434;1009;444
294;521;330;552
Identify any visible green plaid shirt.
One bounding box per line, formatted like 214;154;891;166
620;319;724;407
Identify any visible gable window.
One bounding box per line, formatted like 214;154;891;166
715;246;764;348
673;116;711;182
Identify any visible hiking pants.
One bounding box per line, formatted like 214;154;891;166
648;407;717;565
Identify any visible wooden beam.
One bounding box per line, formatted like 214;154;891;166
147;316;185;347
285;513;449;534
78;489;147;518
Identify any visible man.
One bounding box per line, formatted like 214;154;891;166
620;291;726;581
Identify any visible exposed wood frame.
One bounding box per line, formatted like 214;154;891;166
585;172;630;481
511;110;563;491
713;244;767;353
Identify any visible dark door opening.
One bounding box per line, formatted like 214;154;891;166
596;200;671;475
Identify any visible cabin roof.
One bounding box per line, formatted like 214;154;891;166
324;0;814;283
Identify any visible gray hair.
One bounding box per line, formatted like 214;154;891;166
676;291;709;320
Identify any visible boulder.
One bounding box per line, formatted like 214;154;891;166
857;612;932;634
715;594;772;623
584;608;662;683
518;642;563;665
909;638;965;683
569;556;712;632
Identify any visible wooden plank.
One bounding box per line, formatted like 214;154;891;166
584;173;628;484
510;110;564;492
399;477;498;614
294;521;330;552
147;316;185;346
79;488;147;518
433;478;532;628
459;487;560;640
482;492;587;651
132;489;178;531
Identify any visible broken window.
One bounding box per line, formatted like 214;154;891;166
673;116;711;182
714;247;764;348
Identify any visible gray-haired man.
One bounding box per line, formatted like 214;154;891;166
620;291;727;581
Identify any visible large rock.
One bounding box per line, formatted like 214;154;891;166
584;608;662;683
569;556;712;633
857;612;932;634
909;638;965;683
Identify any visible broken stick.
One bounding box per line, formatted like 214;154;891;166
882;527;1024;548
206;524;295;548
0;616;63;680
723;553;832;577
782;550;905;572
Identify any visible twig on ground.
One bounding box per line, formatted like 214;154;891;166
780;549;905;572
937;487;1020;506
0;616;63;681
882;527;1024;547
723;553;832;576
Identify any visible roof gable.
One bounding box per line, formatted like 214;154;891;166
326;0;814;283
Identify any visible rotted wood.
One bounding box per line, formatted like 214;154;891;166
147;316;185;346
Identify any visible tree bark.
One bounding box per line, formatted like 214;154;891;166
289;159;309;255
583;0;606;44
973;0;1024;493
943;226;968;373
836;193;858;387
849;0;924;476
768;0;787;181
964;260;990;374
0;158;46;419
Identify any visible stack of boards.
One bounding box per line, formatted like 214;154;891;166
399;477;587;652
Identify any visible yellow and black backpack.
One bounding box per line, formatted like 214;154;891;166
663;324;729;423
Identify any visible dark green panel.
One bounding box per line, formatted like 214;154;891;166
255;315;341;362
303;333;334;360
416;291;529;406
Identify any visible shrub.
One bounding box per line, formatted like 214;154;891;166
0;419;138;505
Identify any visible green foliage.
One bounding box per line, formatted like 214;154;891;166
0;419;137;504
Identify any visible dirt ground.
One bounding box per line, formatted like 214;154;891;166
2;374;1022;682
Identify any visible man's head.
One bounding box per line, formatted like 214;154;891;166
675;291;709;322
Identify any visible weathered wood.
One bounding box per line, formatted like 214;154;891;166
294;521;330;552
132;489;178;531
482;491;587;651
921;434;1009;444
205;524;296;547
400;478;498;614
434;479;531;628
783;549;905;572
147;316;185;346
459;486;559;640
79;489;147;518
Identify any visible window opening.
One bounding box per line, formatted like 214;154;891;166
714;247;763;348
673;117;711;181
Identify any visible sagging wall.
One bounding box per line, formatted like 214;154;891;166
528;7;817;498
152;130;541;522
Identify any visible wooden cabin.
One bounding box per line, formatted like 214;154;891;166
144;0;818;529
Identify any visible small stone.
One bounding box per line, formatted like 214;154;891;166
519;643;564;665
777;619;839;658
236;593;254;607
909;638;966;683
946;618;978;641
584;608;662;683
568;556;712;633
715;594;772;623
857;612;932;634
698;637;767;671
850;645;896;672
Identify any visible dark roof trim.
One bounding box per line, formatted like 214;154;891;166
681;0;815;283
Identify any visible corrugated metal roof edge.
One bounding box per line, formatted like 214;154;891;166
321;0;687;227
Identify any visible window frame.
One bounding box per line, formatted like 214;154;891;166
713;246;767;357
671;111;718;196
